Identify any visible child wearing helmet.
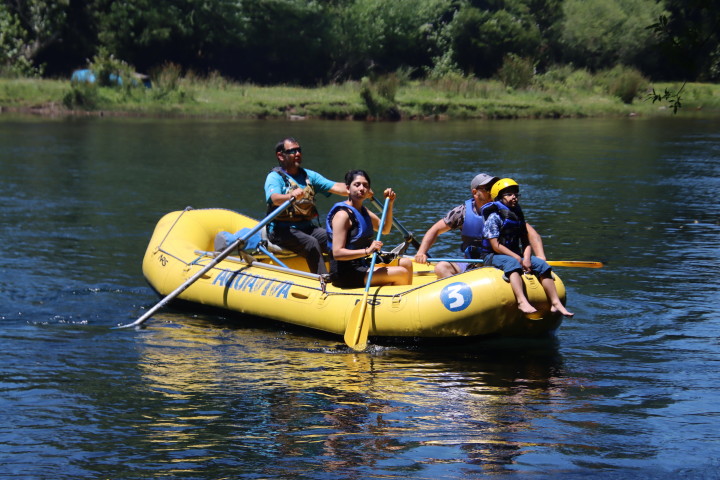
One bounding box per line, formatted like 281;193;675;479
414;173;546;279
482;178;573;318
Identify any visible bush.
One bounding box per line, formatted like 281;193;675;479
148;62;194;103
89;50;135;90
597;65;648;104
152;62;182;91
359;74;401;120
63;83;99;109
497;54;536;90
565;69;596;91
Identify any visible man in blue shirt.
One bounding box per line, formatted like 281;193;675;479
264;137;348;274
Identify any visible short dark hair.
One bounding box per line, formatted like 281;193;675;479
344;169;371;186
275;137;299;154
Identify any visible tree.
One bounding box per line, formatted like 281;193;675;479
646;0;720;112
560;0;665;71
90;0;246;75
0;0;70;75
449;3;542;78
328;0;454;81
526;0;565;71
238;0;334;84
648;0;720;81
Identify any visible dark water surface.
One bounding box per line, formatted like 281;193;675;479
1;114;719;479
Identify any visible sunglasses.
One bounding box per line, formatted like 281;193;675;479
283;147;302;155
502;191;521;198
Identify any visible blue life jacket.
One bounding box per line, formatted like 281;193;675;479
479;201;527;256
326;202;374;250
460;198;486;257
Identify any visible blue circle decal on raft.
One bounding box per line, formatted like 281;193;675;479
440;282;473;312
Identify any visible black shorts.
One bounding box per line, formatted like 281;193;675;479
330;258;370;289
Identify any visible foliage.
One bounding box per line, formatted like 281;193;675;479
560;0;665;70
596;65;649;104
535;64;595;92
63;82;99;109
91;0;246;76
6;74;720;120
329;0;453;81
64;49;144;109
1;6;32;76
88;49;135;88
647;0;720;81
525;0;565;71
1;0;719;92
645;0;720;112
151;62;182;92
449;4;542;78
359;74;402;120
647;83;685;113
149;62;193;103
0;1;64;76
497;54;536;89
425;72;494;99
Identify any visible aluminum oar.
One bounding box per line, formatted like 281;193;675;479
344;196;390;351
117;198;295;329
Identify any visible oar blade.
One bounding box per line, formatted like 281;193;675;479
547;260;604;268
342;196;390;351
345;298;370;351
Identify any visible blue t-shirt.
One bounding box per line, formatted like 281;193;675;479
483;212;503;240
484;211;523;255
264;167;336;229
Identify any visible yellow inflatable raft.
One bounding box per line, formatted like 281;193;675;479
140;207;566;342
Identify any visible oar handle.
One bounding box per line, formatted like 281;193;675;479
117;198;295;329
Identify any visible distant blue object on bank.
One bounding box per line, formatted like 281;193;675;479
70;69;151;88
71;69;96;84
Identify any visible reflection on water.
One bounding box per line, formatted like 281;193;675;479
1;115;720;478
129;317;570;476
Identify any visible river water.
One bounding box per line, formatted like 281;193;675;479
1;113;719;479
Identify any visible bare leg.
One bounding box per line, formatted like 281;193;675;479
398;257;414;284
369;257;413;286
540;275;574;317
435;261;462;279
528;224;546;260
508;271;538;315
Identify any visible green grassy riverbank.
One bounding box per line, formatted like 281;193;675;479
1;76;719;120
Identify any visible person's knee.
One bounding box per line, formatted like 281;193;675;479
434;261;456;278
300;237;322;255
309;228;328;252
401;266;413;284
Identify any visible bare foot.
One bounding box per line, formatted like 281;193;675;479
551;303;574;317
517;301;538;315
